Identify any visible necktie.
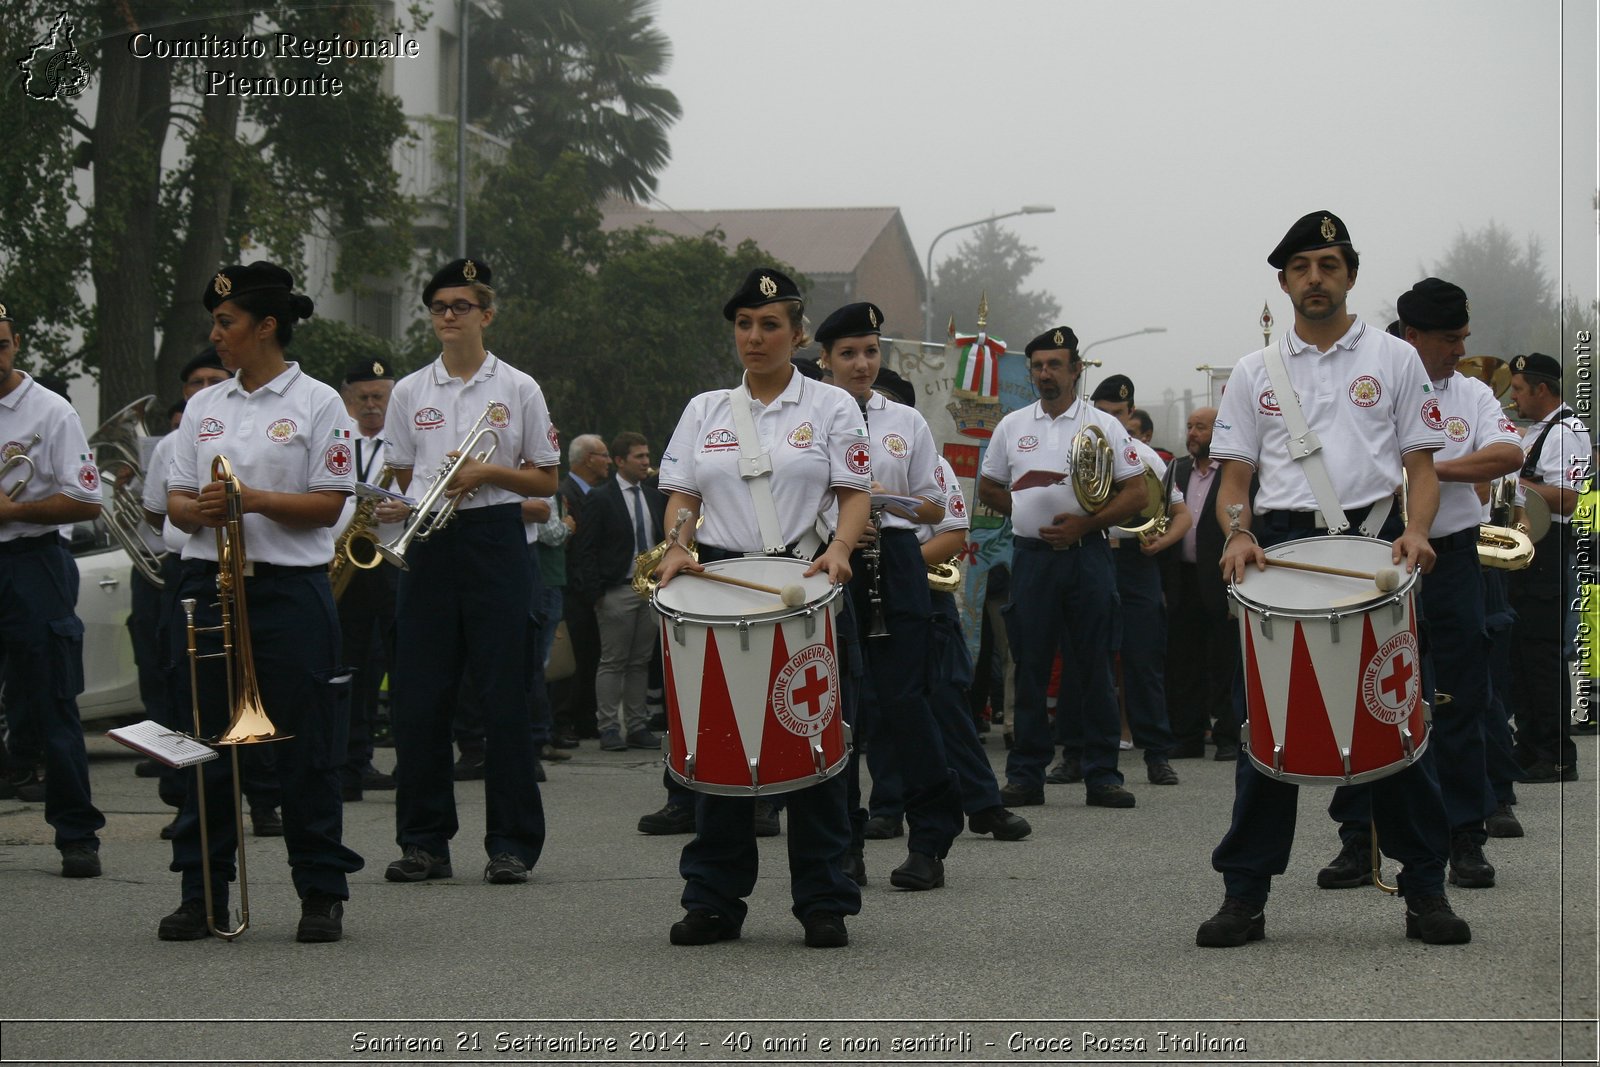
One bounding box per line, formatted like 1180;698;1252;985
630;484;649;553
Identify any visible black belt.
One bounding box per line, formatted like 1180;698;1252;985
1015;534;1097;552
1429;527;1479;553
0;532;60;555
1260;500;1381;533
188;560;327;579
450;502;523;524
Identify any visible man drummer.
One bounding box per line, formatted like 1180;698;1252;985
1311;281;1524;891
1197;212;1470;947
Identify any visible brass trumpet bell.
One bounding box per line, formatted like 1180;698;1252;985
1458;356;1511;399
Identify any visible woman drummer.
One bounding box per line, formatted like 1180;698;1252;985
161;261;363;942
653;267;869;949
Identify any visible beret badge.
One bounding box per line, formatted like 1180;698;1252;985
758;275;778;298
1053;329;1065;346
462;259;478;282
868;307;878;328
212;273;233;298
1319;216;1337;242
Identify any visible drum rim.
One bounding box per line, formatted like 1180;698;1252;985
650;556;843;623
1227;533;1418;617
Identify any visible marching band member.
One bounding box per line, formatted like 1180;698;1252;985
377;258;558;887
653;268;868;948
0;301;106;878
160;262;363;941
814;305;963;891
1197;212;1466;947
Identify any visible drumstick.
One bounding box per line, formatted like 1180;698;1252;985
1265;557;1401;591
688;569;809;607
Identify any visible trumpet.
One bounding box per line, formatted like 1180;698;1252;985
330;465;393;599
1069;424;1115;513
181;455;291;940
1;432;40;500
90;394;167;587
377;404;500;570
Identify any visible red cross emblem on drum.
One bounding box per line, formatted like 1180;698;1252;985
1361;631;1419;725
773;645;838;737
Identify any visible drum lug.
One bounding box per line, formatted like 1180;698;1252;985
803;607;817;639
1389;599;1404;624
1272;744;1284;777
737;620;751;652
1327;613;1340;643
671;615;686;646
1258;612;1273;639
810;739;827;776
1399;726;1417;761
683;752;697;784
748;757;761;789
1340;748;1353;781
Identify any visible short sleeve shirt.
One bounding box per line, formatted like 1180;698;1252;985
980;396;1142;538
0;373;101;542
168;362;354;566
1522;406;1594;526
1107;437;1184;544
1211;319;1443;513
921;456;970;544
384;352;559;512
1429;372;1525;538
657;371;870;552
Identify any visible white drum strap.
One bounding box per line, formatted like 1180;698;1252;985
1261;341;1352;534
727;380;790;555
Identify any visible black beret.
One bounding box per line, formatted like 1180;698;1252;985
1267;211;1353;269
1385;319;1404;338
33;372;70;401
1396;278;1469;332
423;257;492;307
722;267;801;320
178;346;226;383
873;366;916;409
814;301;884;346
203;260;296;312
1090;373;1135;404
343;357;396;384
1024;326;1079;357
791;356;824;381
1510;353;1561;381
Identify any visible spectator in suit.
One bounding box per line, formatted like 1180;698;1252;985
554;433;611;741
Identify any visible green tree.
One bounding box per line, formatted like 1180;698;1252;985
929;223;1061;345
1419;221;1561;360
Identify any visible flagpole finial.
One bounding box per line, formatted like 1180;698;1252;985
977;292;989;330
946;315;956;341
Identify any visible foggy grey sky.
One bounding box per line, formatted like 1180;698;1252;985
647;0;1597;406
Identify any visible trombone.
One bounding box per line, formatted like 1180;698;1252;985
90;394;168;587
181;454;291;941
377;404;500;570
2;433;40;500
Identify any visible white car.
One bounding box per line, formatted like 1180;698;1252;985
68;518;144;722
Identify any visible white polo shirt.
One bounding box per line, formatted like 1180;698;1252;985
1520;405;1593;526
0;373;101;542
385;352;559;512
921;456;970;545
820;391;947;533
1428;373;1525;539
658;370;870;551
141;431;178;516
1107;437;1184;544
980;395;1142;539
333;431;402;542
1212;319;1443;514
168;362;354;566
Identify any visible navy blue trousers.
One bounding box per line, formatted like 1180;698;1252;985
1509;533;1576;768
1480;569;1521;806
0;536;104;851
392;504;544;867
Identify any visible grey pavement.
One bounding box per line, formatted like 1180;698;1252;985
1;729;1596;1065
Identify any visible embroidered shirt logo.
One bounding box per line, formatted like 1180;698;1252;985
1349;376;1382;408
198;417;226;441
1017;434;1040;452
266;418;297;443
414;407;446;429
1444;415;1470;443
486;402;511;429
702;428;739;451
1421;398;1444;430
325;443;353;477
77;462;100;492
1257;389;1281;416
846;442;871;475
882;433;908;459
787;422;815;449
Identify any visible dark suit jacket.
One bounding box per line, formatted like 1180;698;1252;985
1172;455;1229;617
570;476;666;600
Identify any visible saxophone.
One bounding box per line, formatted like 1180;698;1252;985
330;465;393;600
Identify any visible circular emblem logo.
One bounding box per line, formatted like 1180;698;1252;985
772;644;838;737
787;422;815;449
1496;416;1517;435
325;443;352;477
846;442;871;475
1420;397;1443;430
414;407;445;429
933;465;947;491
1349;375;1382;408
486;402;511;429
950;493;967;518
266;418;297;443
1361;631;1420;726
1257;388;1281;415
547;425;559;449
1;440;23;461
1017;434;1040;453
1123;445;1140;466
1444;415;1470;443
197;417;226;441
882;433;908;459
77;462;99;492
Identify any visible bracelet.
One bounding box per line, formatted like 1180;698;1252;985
1224;529;1259;548
665;541;689;556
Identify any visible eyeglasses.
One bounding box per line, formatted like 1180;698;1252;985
428;300;483;317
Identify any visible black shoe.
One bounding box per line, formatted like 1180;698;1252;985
889;852;945;891
1168;740;1205;759
452;752;487;780
669;910;741;945
843;849;867;886
157;900;212;941
539;744;572;762
341;782;363;803
551;733;581;749
1316;836;1373;889
999;782;1044;807
134;758;163;778
1044;756;1082;784
753;799;780;837
802;912;848;948
296;893;343;942
250;807;283;837
1447;832;1495;889
1086;783;1136;808
967;806;1031;841
60;844;102;879
13;768;45;803
862;814;903;839
385;845;452;882
159;816;180;840
1485;803;1524;839
1196;896;1265;947
1405;894;1471;944
1521;760;1577;783
484;853;529;884
361;767;396;790
1213;742;1240;762
637;803;695;835
532;759;548;783
1146;760;1180;785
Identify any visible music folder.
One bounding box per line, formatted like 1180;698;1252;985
107;720;219;769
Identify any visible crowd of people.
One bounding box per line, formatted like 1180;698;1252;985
0;207;1591;949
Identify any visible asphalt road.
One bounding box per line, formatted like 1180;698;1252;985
1;728;1595;1066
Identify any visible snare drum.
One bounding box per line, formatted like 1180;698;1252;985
652;556;848;795
1230;535;1430;785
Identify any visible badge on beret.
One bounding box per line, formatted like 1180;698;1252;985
212;273;233;298
868;307;878;328
371;361;383;376
1053;329;1065;346
759;275;778;298
1118;383;1129;400
1319;216;1337;242
0;303;8;318
1512;355;1526;372
1464;299;1470;314
462;259;478;282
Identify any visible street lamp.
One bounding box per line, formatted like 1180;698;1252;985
1078;326;1168;361
923;205;1056;342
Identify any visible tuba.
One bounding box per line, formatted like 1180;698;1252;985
377;404;500;570
330;465;394;599
1112;464;1169;544
89;394;167;587
180;454;290;940
1069;424;1115;513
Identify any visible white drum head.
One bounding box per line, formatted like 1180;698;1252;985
1231;535;1416;615
653;555;836;622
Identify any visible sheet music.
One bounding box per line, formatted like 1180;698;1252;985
107;720;219;769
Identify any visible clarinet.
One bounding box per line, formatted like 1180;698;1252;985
858;395;890;638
